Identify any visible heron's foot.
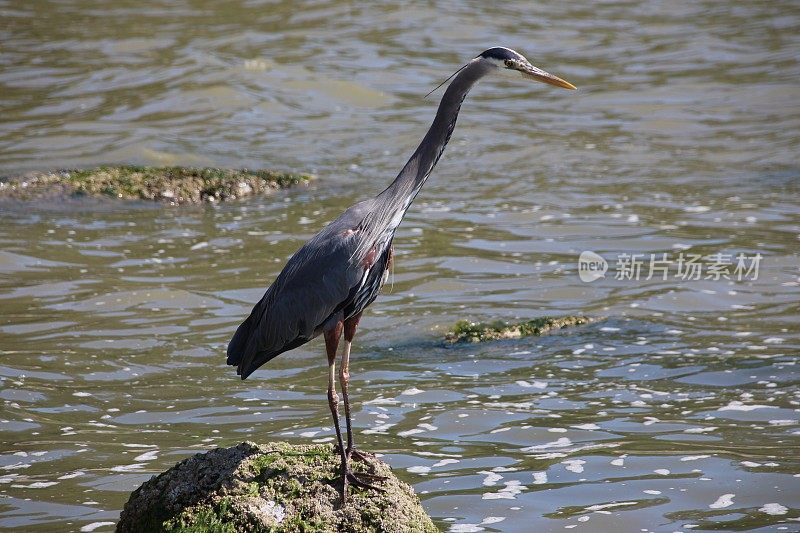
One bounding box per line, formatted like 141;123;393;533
338;460;387;505
344;468;387;493
347;447;377;464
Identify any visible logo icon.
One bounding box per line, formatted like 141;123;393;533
578;251;607;283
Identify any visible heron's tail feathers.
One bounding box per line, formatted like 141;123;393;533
236;349;282;380
227;306;307;380
226;313;280;379
226;314;255;367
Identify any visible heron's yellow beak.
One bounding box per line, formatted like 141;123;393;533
519;63;576;90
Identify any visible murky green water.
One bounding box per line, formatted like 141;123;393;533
2;1;799;531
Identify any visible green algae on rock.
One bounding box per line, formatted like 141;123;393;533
0;166;312;204
116;441;437;533
445;315;593;344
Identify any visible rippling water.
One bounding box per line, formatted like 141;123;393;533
1;1;799;531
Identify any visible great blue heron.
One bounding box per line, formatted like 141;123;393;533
227;46;575;502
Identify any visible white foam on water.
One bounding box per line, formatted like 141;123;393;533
111;463;146;472
363;423;395;434
21;481;58;488
80;522;116;532
134;450;158;461
520;437;571;452
759;503;788;515
718;401;776;412
563;459;585;473
709;494;735;509
585;501;638;511
449;524;482;533
481;471;503;486
684;426;717;433
515;380;547;389
482;479;525;500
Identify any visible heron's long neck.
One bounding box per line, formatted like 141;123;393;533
376;59;493;217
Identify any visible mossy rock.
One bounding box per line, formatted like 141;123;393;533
445;315;593;343
0;166;312;204
116;441;437;533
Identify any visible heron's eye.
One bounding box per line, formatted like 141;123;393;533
504;59;515;68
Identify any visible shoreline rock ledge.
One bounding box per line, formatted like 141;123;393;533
0;166;313;204
116;441;438;533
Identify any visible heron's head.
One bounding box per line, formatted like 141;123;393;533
477;47;576;90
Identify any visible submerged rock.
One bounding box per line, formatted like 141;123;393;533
445;315;593;343
116;441;437;533
0;166;313;204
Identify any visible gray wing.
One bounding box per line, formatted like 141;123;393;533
227;200;373;379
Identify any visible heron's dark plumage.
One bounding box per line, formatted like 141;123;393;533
227;54;497;380
478;46;522;61
228;199;391;379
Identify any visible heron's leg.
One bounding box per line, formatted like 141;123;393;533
340;313;360;455
324;321;349;501
340;313;380;468
337;314;386;488
326;321;383;501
